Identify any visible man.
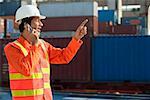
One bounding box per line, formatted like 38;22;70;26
4;5;88;100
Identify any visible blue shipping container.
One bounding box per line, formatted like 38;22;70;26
98;10;116;23
92;36;150;82
0;2;21;16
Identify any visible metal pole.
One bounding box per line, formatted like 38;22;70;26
117;0;122;24
3;19;7;38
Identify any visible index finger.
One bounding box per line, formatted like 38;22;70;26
79;19;88;28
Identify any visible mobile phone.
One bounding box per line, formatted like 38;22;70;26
24;23;33;33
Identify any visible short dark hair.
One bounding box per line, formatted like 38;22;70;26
19;17;34;32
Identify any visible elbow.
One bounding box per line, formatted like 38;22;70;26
64;57;73;64
65;60;71;64
63;54;76;64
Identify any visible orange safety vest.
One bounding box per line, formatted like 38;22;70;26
9;40;52;100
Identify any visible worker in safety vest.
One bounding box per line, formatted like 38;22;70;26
4;5;88;100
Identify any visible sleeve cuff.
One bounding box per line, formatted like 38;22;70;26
72;37;83;45
67;38;83;51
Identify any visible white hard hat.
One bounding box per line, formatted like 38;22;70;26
15;5;46;22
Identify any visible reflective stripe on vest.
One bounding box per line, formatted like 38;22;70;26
41;67;50;74
12;88;44;97
44;83;50;88
10;73;42;80
13;40;28;56
40;40;50;89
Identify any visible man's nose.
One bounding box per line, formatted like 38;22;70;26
40;21;43;27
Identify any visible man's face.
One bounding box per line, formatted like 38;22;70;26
31;17;43;34
24;17;43;45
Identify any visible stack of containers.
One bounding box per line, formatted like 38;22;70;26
121;17;146;35
39;1;98;37
39;2;98;82
98;10;137;35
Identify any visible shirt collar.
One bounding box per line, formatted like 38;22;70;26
17;35;41;49
17;35;32;50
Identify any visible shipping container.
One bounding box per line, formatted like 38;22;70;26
4;0;20;2
121;17;146;34
0;2;21;16
0;16;19;31
0;39;14;87
41;31;75;38
39;2;98;17
42;16;98;35
109;25;137;34
92;36;150;82
44;37;91;82
98;22;112;34
121;17;146;27
98;10;116;23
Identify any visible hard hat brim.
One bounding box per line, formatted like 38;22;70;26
15;15;46;23
40;15;46;19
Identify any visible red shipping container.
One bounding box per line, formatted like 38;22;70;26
42;16;98;36
44;37;91;82
0;39;14;87
98;22;112;34
109;25;137;34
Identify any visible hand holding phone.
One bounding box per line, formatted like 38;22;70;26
24;23;39;45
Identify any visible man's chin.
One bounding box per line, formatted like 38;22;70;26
37;32;41;36
32;39;39;45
